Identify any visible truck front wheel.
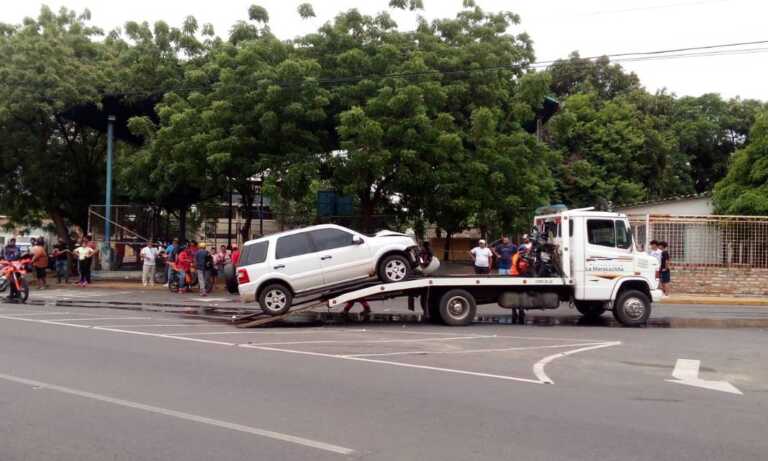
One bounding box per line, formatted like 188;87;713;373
613;289;651;326
439;289;477;326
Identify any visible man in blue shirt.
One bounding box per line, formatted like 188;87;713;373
194;242;211;296
164;238;178;286
494;236;517;276
3;238;20;261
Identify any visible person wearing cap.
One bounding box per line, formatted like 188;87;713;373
469;239;493;275
194;242;211;296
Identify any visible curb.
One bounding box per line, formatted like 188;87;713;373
661;297;768;306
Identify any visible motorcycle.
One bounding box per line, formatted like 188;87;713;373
0;257;32;302
517;229;562;278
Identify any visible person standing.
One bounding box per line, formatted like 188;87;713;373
74;239;95;286
493;236;517;276
164;238;178;286
176;244;192;293
647;240;662;265
659;241;671;297
30;238;49;289
231;244;240;267
212;245;228;291
140;241;159;287
3;238;20;261
194;242;211;296
469;239;493;275
52;238;71;284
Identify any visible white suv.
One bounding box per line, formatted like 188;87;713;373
237;224;421;315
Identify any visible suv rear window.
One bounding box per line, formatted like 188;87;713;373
276;232;315;259
240;241;269;265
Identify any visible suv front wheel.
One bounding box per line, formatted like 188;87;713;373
258;283;293;316
377;254;412;283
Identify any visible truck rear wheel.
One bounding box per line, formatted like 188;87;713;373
575;301;606;319
613;289;651;326
439;289;477;326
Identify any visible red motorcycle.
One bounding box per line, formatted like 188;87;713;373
0;257;31;302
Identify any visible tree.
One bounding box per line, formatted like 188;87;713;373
672;94;763;193
548;53;641;100
0;7;109;242
713;112;768;215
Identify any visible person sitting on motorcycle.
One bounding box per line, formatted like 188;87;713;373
176;244;193;293
512;246;529;276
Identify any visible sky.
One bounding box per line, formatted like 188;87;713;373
3;0;767;100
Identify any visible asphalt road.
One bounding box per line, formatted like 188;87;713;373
1;298;767;461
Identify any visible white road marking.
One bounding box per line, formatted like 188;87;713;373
356;329;607;342
171;335;497;345
533;341;622;384
0;312;75;316
43;317;154;322
0;314;613;386
195;297;230;302
666;359;743;395
0;372;354;455
98;324;214;328
344;342;611;358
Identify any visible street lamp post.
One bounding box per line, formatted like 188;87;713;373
103;115;115;271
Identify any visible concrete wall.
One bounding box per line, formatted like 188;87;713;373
617;197;713;216
671;266;768;296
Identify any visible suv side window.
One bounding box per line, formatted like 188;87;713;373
240;241;268;265
615;220;633;249
312;228;355;251
275;232;315;259
587;219;616;247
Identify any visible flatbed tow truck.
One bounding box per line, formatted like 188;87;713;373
234;207;662;328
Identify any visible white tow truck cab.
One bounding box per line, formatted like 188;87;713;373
327;206;661;327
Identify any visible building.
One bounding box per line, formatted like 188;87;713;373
615;192;713;216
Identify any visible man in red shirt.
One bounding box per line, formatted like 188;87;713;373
231;244;240;267
176;244;193;292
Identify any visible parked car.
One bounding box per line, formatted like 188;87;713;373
237;224;422;315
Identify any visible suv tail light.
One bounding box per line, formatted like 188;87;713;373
237;268;250;285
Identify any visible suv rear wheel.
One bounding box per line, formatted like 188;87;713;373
377;254;411;283
259;284;293;316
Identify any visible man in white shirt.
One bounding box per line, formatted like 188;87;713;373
469;239;493;275
647;240;662;264
140;241;159;287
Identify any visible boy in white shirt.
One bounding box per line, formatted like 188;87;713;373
469;239;493;275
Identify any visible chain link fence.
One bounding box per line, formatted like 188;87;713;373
628;214;768;268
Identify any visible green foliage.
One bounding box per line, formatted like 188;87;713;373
0;6;109;240
297;3;316;19
713;112;768;215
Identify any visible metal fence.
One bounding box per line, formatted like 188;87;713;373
628;214;768;268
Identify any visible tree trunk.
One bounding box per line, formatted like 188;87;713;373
360;190;376;234
178;205;188;241
239;190;255;243
49;208;71;245
443;232;452;262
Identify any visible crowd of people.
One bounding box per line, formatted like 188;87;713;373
2;236;242;296
2;235;98;289
469;235;532;276
139;239;240;296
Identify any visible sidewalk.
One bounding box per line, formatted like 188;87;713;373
661;294;768;306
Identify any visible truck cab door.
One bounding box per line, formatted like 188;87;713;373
582;218;633;300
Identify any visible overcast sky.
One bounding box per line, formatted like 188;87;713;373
4;0;767;100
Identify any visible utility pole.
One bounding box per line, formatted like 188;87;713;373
258;179;264;237
103;115;115;271
227;178;233;248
